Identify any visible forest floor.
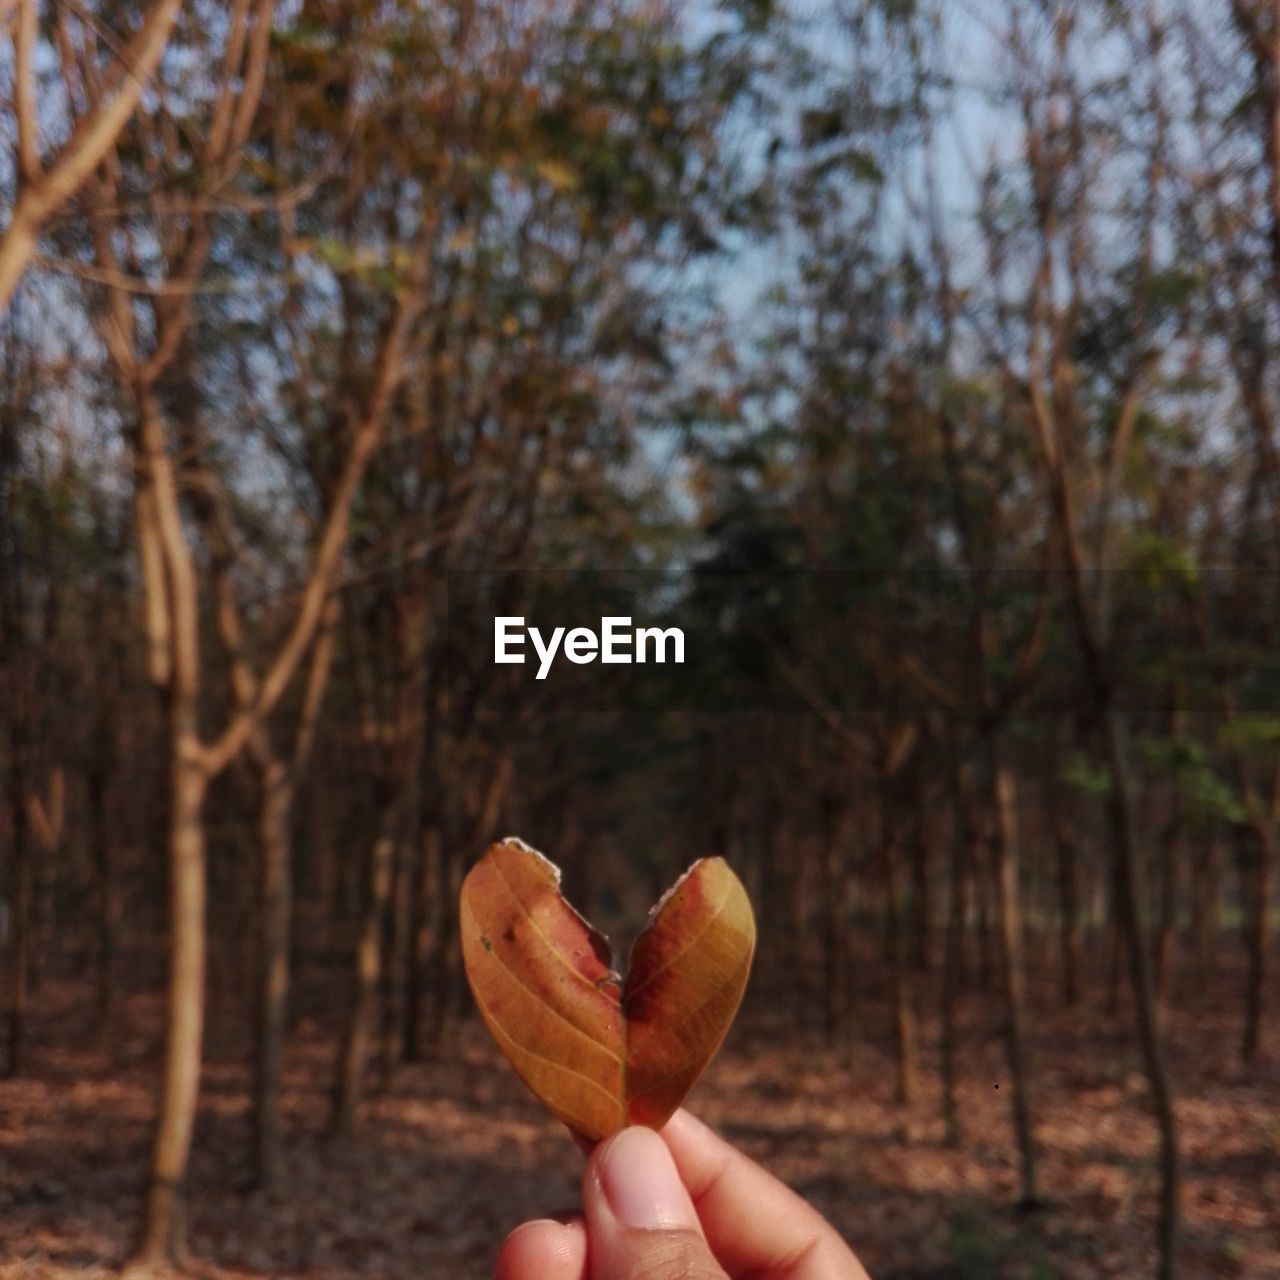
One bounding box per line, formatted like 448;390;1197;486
1;952;1277;1280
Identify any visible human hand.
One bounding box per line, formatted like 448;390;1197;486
495;1109;871;1280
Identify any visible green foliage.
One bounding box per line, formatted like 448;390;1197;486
1063;753;1113;797
1137;735;1249;826
1184;769;1250;827
1218;716;1280;760
946;1209;1004;1279
947;1207;1061;1280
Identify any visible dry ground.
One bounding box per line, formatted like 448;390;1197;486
1;954;1277;1280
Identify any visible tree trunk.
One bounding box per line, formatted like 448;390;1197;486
883;809;917;1106
333;799;399;1135
819;796;845;1041
124;380;210;1274
1027;304;1182;1273
974;838;994;987
2;546;30;1077
406;820;441;1061
1107;891;1123;1016
986;741;1040;1208
1101;708;1180;1280
252;751;293;1190
761;798;785;977
5;756;29;1077
425;842;466;1051
941;764;973;1149
910;821;931;972
249;596;336;1179
1050;791;1080;1006
1153;809;1183;1009
87;761;115;1032
131;746;208;1269
1190;834;1220;984
1242;819;1274;1064
382;837;413;1084
426;753;511;1051
788;831;808;1031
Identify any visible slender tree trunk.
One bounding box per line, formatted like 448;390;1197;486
22;772;63;1002
406;819;441;1061
1154;703;1187;1006
973;834;994;987
788;830;808;1031
426;751;512;1050
132;744;208;1269
1242;820;1274;1063
760;798;785;979
1107;892;1124;1016
882;807;917;1106
941;762;973;1149
382;838;413;1084
1049;786;1080;1006
910;823;931;972
1153;810;1183;1009
986;740;1040;1207
1026;296;1182;1275
5;756;29;1077
404;848;425;1066
952;832;970;985
247;596;335;1180
1101;708;1180;1280
820;796;844;1041
1191;834;1220;984
88;762;115;1031
252;751;292;1189
2;529;30;1078
425;842;466;1051
125;381;210;1274
333;797;399;1135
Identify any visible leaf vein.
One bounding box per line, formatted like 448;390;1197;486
625;878;737;1001
473;985;624;1126
626;950;753;1104
464;897;623;1066
489;852;617;1000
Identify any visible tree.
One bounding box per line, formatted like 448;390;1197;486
70;0;435;1260
982;4;1181;1272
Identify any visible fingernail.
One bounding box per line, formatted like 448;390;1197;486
598;1127;698;1231
503;1218;561;1241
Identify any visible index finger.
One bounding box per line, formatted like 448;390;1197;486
660;1110;871;1280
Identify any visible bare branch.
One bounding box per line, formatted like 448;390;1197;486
0;0;184;315
770;648;877;762
901;653;964;717
14;0;41;184
200;240;435;777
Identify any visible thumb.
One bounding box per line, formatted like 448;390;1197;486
583;1126;728;1280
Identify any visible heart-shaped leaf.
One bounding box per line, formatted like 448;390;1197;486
459;837;756;1142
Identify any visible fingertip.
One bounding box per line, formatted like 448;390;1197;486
495;1218;588;1280
664;1111;872;1280
659;1109;734;1193
661;1108;711;1147
586;1126;702;1233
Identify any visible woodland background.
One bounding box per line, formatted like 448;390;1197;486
1;1;1280;1277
